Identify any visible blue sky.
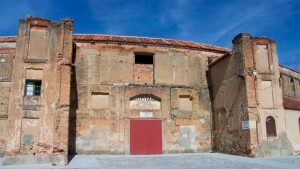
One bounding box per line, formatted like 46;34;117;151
1;0;299;68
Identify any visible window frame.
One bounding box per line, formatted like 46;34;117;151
24;79;42;96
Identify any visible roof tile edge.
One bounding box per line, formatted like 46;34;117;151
0;36;17;43
73;34;231;54
279;64;300;74
0;34;231;54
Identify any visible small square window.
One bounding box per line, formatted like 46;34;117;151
25;80;42;96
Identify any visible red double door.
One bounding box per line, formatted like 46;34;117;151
130;120;162;155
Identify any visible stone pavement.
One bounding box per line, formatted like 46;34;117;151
0;153;300;169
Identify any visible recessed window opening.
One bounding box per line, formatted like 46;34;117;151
91;92;109;109
25;79;42;96
135;54;153;64
179;95;193;111
266;116;277;139
279;75;282;87
290;77;296;95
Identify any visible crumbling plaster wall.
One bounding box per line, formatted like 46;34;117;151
250;37;291;157
208;47;251;155
284;109;300;154
279;66;300;154
208;33;292;157
71;42;221;154
0;40;16;156
218;34;292;157
2;17;73;166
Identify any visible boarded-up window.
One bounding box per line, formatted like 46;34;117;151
259;81;274;108
254;45;270;73
91;92;109;109
21;118;40;145
179;95;193;111
266;116;277;140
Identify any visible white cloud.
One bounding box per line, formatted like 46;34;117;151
206;0;294;44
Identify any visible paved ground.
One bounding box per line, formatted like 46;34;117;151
0;153;300;169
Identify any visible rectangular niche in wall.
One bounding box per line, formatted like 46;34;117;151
179;95;193;111
91;92;109;109
134;52;154;84
254;45;270;73
21;118;40;145
27;28;49;61
259;81;274;108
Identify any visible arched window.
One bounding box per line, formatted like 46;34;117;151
266;116;277;139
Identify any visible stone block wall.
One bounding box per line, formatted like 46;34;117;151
69;40;223;155
208;36;251;155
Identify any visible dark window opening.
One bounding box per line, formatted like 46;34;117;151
290;77;296;95
135;54;153;64
279;75;282;87
298;117;300;134
25;80;42;96
266;116;277;139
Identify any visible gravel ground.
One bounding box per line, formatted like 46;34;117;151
0;153;299;169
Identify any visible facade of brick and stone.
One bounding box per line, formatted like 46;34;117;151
208;33;300;157
0;17;299;165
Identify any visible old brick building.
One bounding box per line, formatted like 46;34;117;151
0;17;299;165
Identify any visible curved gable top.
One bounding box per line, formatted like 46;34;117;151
73;34;231;54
